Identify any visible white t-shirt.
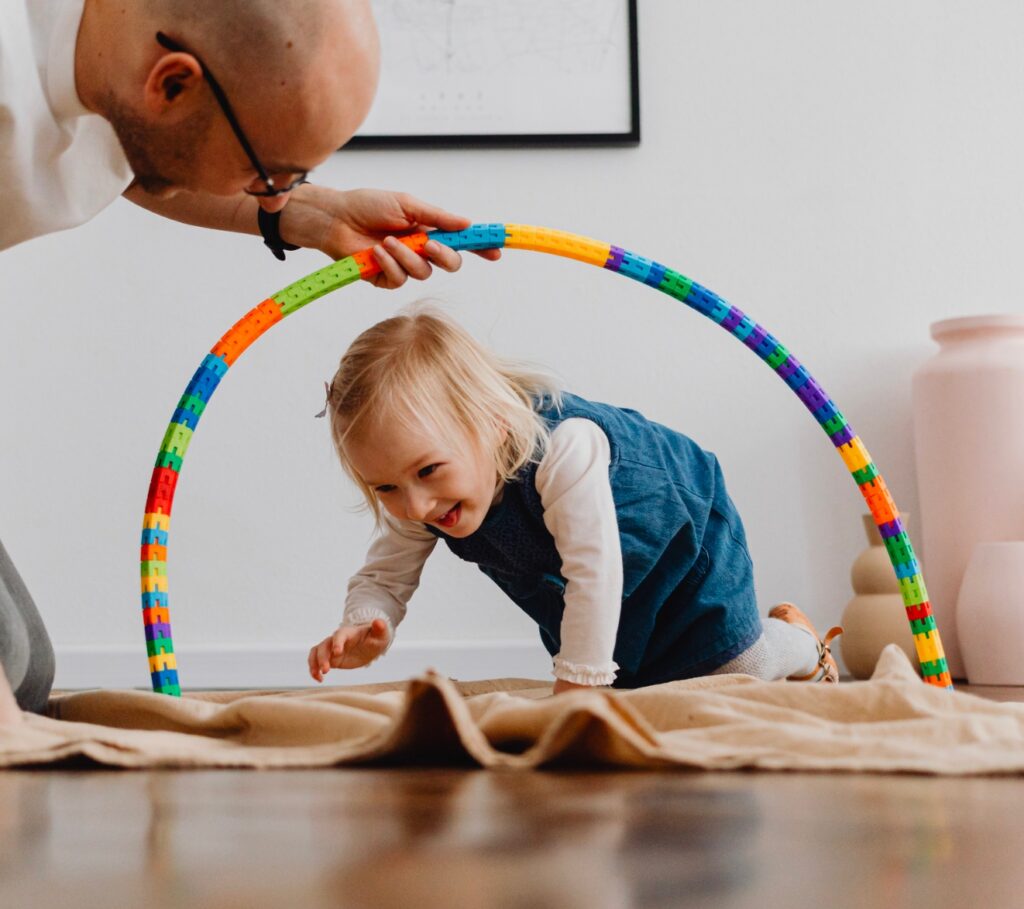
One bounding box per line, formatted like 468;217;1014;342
1;0;133;251
344;418;624;686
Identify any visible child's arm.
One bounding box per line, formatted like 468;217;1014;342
536;419;623;689
309;517;436;681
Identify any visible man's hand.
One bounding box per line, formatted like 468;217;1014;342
308;618;391;682
281;186;502;288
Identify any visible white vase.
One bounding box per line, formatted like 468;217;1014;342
956;542;1024;686
911;314;1024;679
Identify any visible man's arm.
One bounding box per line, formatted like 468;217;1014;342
123;183;500;288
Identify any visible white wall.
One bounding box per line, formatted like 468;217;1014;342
3;1;1023;689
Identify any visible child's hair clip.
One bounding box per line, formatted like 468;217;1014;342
314;381;330;419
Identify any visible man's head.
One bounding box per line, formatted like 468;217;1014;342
79;0;379;206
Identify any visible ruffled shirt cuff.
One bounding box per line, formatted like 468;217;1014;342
553;656;619;687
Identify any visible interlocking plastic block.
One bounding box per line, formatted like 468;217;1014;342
839;437;872;472
151;669;179;691
429;224;507;251
732;316;755;341
140;528;168;547
904;600;932;622
860;475;897;524
894;558;920;580
820;410;846;434
504;225;613;267
784;365;810;391
852;462;880;485
878;517;906;539
919;657;950;678
160;423;193;460
142;593;169;614
212;300;284;366
914;630;945;664
883;532;913;564
146;636;174;657
145;466;179;515
170;406;200;431
754;331;780;359
657;269;693;302
683;286;719;317
766;345;789;368
797;379;829;413
829;423;856;447
183;363;224;405
721;307;744;331
143;606;170;625
149;652;177;673
616;251;654;282
707;295;730;323
140;574;168;594
899;574;928;604
777;355;802;380
744;324;767;351
910;615;938;635
140;544;167;563
155;450;182;472
144;620;172;639
644;261;667;288
604;245;624;270
142;511;170;532
930;671;953;688
140;560;166;578
177;393;207;418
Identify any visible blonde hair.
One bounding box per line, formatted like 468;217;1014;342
327;306;562;522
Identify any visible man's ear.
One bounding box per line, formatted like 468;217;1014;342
143;52;203;114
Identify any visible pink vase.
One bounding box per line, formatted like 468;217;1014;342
911;314;1024;679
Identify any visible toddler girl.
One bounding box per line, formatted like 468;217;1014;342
308;308;841;691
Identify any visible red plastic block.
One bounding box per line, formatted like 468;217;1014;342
143;606;170;625
905;600;933;622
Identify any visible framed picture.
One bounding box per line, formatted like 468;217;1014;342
347;0;640;148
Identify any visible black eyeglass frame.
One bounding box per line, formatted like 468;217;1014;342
155;31;309;197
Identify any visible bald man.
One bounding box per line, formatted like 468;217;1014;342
0;0;497;718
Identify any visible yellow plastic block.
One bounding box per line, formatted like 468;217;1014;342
143;512;170;532
838;437;871;473
504;225;611;267
913;630;945;664
149;652;177;673
141;575;169;594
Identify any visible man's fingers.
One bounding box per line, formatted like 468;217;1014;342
399;197;471;233
384;236;434;280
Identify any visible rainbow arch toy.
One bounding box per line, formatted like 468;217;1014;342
141;224;952;695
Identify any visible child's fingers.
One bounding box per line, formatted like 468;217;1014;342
308;644;323;683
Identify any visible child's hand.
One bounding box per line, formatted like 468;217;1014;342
308;619;391;682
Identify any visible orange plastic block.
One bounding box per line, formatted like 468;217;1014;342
143;606;170;625
859;475;898;525
352;249;378;277
212;299;283;366
927;672;953;688
504;224;612;267
140;544;168;563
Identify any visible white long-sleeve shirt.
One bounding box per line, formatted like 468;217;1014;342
343;418;623;685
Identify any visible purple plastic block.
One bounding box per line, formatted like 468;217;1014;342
797;378;828;410
144;622;173;640
830;424;855;446
604;246;624;271
721;307;744;331
744;325;767;350
878;517;906;539
777;355;802;379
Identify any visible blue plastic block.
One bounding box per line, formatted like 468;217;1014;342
619;251;653;283
895;559;920;580
202;353;229;377
430;224;507;251
755;331;780;358
784;365;810;390
142;591;169;609
732;315;756;341
170;407;200;431
140;528;169;546
151;668;179;689
644;261;667;288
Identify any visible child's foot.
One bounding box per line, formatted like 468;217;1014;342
768;602;843;683
0;665;22;726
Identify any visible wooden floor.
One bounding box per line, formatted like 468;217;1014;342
2;684;1023;909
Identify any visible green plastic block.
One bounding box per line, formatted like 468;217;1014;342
275;257;363;316
910;615;938;635
155;450;182;471
822;412;847;435
156;683;182;697
852;463;879;484
658;269;692;301
899;575;926;603
766;345;789;369
146;637;175;657
177;393;207;417
884;532;913;564
920;657;949;678
140;560;167;578
161;423;193;458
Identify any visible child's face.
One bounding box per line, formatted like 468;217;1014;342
344;415;503;538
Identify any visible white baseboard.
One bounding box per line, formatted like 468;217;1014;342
53;640;554;690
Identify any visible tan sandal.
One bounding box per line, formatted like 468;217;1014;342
768;602;843;683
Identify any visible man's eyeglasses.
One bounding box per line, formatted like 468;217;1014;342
155;32;309;198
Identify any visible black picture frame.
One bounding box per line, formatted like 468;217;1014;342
346;0;640;150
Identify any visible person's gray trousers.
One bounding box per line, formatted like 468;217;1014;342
0;535;54;713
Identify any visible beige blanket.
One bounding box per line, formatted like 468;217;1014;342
2;646;1022;773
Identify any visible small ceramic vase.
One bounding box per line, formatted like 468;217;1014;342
840;514;919;679
956;542;1024;686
